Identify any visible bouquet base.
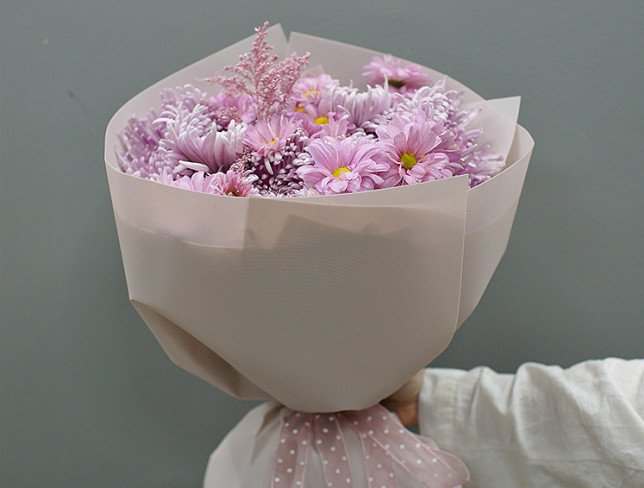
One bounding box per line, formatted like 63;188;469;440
204;402;468;488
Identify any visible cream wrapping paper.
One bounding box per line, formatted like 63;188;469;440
105;25;534;412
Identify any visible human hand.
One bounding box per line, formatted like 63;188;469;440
380;369;424;427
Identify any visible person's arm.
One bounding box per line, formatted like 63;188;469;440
414;358;644;487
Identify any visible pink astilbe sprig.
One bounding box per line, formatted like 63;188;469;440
205;22;310;118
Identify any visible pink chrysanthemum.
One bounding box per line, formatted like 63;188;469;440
243;115;299;157
117;111;169;178
157;169;259;197
322;84;391;128
209;169;260;197
210;91;256;129
292;73;338;108
161;105;246;174
294;104;352;139
157;170;219;193
363;55;432;93
376;116;453;186
371;82;503;186
296;136;389;194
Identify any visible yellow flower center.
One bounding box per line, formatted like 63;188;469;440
400;152;417;169
314;116;329;125
388;79;405;89
269;138;276;145
332;166;351;178
305;89;320;99
294;105;306;112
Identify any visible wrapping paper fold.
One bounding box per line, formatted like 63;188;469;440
105;25;534;412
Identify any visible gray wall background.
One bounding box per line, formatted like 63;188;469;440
2;1;642;486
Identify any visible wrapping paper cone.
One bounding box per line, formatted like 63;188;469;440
105;25;534;412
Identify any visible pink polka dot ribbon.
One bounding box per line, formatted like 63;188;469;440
271;404;469;488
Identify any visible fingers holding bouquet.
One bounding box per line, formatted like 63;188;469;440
381;369;424;427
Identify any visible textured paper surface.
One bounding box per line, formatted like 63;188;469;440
104;25;533;411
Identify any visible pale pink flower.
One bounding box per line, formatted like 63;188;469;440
157;170;219;193
117;112;169;178
162;106;246;174
295;107;352;139
157;169;259;197
210;91;256;128
322;84;391;128
363;55;432;93
297;136;389;194
243;115;299;157
209;169;260;197
292;73;338;108
376;116;453;186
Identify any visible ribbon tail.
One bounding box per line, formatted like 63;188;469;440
418;448;470;488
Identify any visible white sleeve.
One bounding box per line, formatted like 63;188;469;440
418;358;644;488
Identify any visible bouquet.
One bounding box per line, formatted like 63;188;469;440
117;22;507;197
105;23;533;487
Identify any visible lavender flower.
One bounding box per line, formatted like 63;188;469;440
157;170;220;193
373;81;503;186
157;168;258;196
209;169;260;197
243;115;299;158
161;106;246;174
292;73;338;109
210;91;256;129
363;55;432;93
117;111;169;178
297;136;389;194
376;115;453;186
322;83;391;128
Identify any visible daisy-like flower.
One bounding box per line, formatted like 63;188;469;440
209;169;260;197
363;54;432;93
156;168;259;197
243;115;300;158
295;106;352;139
376;116;453;186
157;170;219;193
292;73;338;109
297;136;389;195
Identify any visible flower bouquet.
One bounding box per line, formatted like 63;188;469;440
105;23;533;487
